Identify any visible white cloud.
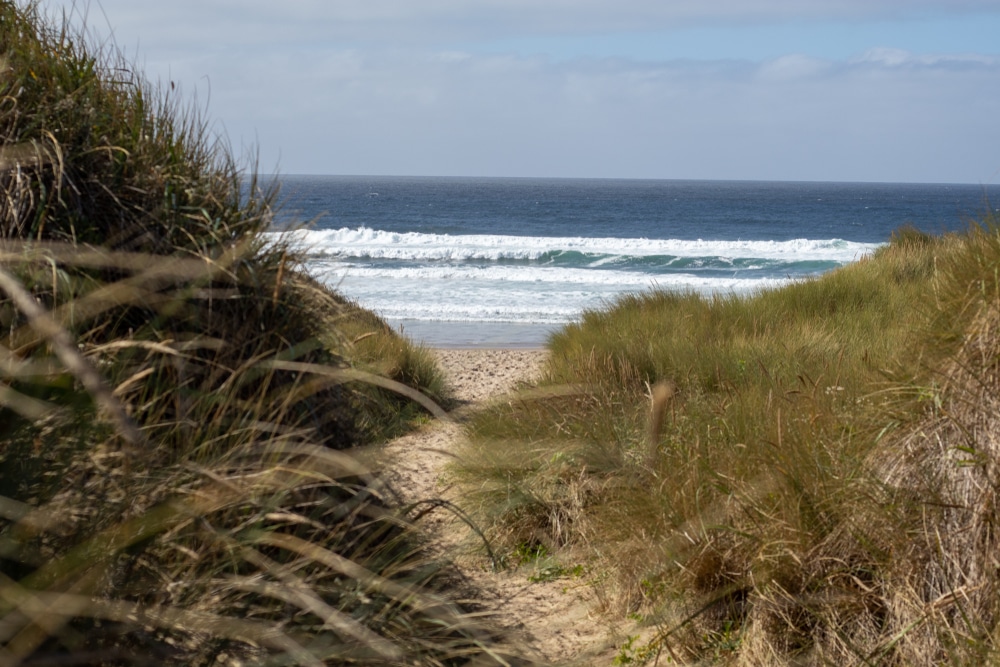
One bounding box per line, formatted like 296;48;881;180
196;48;999;182
28;0;1000;182
757;54;833;81
852;47;1000;68
60;0;1000;48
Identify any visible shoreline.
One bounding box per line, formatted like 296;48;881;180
393;319;559;350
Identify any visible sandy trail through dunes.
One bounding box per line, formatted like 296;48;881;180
380;348;620;665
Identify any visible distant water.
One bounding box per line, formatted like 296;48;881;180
266;176;999;347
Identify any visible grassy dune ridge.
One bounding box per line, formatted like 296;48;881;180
0;3;521;665
458;223;1000;664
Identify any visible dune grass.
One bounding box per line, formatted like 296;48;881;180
9;1;999;663
0;3;525;665
456;222;1000;664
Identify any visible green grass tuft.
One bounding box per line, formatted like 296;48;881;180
0;4;522;665
457;221;1000;663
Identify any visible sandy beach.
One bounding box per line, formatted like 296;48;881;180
431;347;550;403
380;347;618;665
380;347;548;518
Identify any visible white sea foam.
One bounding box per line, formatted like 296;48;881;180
367;302;580;324
316;265;791;325
269;227;879;263
318;263;801;289
272;226;855;336
315;263;659;286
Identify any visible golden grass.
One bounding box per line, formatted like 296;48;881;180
455;223;1000;664
0;4;527;665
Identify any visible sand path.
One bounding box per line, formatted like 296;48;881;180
381;349;618;665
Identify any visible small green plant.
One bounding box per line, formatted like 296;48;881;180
701;620;741;659
613;634;660;666
511;541;550;565
527;562;585;583
613;634;641;666
640;577;667;600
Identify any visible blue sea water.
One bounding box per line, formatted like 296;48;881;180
267;176;1000;347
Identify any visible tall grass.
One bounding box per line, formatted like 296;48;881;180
457;222;1000;663
0;3;525;665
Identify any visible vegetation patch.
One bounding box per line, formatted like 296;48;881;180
0;3;523;665
457;222;1000;664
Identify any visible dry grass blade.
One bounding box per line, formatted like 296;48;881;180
0;495;65;537
247;442;375;480
0;266;143;446
0;382;58;420
236;547;405;662
0;353;63;379
8;240;256;351
1;587;323;667
0;240;213;275
646;379;676;467
255;532;448;615
266;359;452;422
0;141;53;172
0;497;34;524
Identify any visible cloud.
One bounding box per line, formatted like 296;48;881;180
195;48;999;182
65;0;1000;49
852;47;1000;68
32;0;1000;182
756;54;833;81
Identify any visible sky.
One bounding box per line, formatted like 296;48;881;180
37;1;1000;183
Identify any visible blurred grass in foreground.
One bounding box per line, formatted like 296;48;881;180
0;3;525;665
458;221;1000;665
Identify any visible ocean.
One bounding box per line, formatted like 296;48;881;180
267;176;1000;348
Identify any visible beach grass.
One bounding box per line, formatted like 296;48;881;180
9;1;1000;664
0;3;523;665
456;222;1000;664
